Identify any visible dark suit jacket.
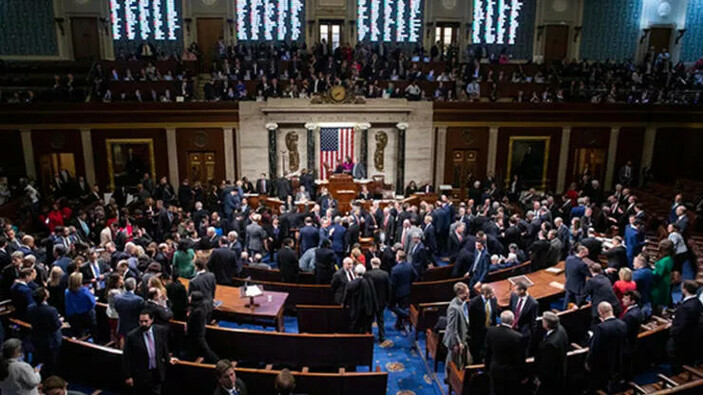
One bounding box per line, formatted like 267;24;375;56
366;269;390;310
671;297;703;354
423;224;438;254
564;255;590;296
144;300;174;327
468;295;498;351
277;247;299;283
604;245;628;271
587;317;627;378
165;281;188;321
299;225;320;254
123;325;170;384
79;261;111;285
256;178;271;195
188;272;217;302
331;268;352;304
468;249;491;288
580;237;603;262
314;247;336;284
409;242;428;279
529;239;552;271
535;324;569;389
622;305;643;355
212;378;248;395
114;291;145;335
584;274;621;318
509;293;538;337
10;281;34;320
27;302;62;350
207;248;239;285
485;324;527;381
390;261;416;300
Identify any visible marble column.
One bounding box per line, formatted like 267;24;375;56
223;127;236;181
556;127;571;192
434;127;448;186
487;126;499;176
396;123;408;195
356;123;371;178
165;128;179;187
305;123;316;177
266;123;279;178
20;129;36;180
641;126;657;175
80;129;96;186
604;126;620;190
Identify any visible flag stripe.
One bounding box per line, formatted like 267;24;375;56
319;127;354;180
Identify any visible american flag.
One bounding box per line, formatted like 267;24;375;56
320;127;354;180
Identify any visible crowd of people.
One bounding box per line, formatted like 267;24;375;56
0;157;699;393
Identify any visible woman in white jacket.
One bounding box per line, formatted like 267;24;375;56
0;338;41;395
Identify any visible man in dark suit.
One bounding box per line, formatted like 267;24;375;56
422;216;438;263
213;359;248;395
1;250;23;300
0;238;11;272
604;236;628;281
529;231;552;271
535;311;569;395
444;282;471;377
563;245;591;309
331;257;355;304
466;241;491;289
123;310;175;394
207;239;240;286
584;264;622;320
314;239;336;284
188;261;217;319
298;218;319;254
670;280;703;371
621;290;643;380
143;288;174;327
580;228;602;262
10;267;36;321
409;234;428;280
509;281;538;339
256;173;271;195
448;223;466;260
27;287;62;377
366;258;390;342
343;264;378;334
80;249;110;295
468;284;498;363
485;311;527;395
390;250;416;330
586;302;628;393
277;238;299;283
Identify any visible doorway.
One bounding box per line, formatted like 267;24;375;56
544;25;569;63
648;27;672;55
450;149;478;200
71;17;101;60
319;21;343;51
197;18;224;66
39;153;76;187
187;152;216;184
572;148;606;182
435;23;459;57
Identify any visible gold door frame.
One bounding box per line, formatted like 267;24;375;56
505;136;551;191
105;138;156;190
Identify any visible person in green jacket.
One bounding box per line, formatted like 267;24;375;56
172;242;196;279
651;239;674;310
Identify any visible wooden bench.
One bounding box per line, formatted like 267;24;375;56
297;304;350;334
422;264;456;281
232;277;334;311
169;320;374;370
241;265;316;284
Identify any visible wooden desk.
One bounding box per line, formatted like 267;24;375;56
243;193;261;209
490;261;565;308
181;279;288;331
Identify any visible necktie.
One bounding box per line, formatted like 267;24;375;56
484;300;491;327
401;228;407;248
472;251;481;273
146;330;156;369
347;270;354;281
462;302;469;322
514;298;524;327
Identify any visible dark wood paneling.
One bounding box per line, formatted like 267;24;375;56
31;129;85;184
176;128;226;184
91;129;168;191
567;127;610;185
71;17;100;60
497;127;562;192
652;128;703;182
444;127;489;184
544;25;569;63
614;127;645;187
197;18;224;66
0;130;26;182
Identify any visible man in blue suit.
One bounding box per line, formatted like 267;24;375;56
409;234;428;280
27;287;62;377
113;278;145;338
564;245;591;310
464;241;490;290
422;216;438;264
390;250;416;330
329;217;347;266
624;215;645;266
10;267;36;320
298;218;319;254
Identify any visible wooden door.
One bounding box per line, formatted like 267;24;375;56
187;152;216;183
71;17;101;60
544;25;569;63
450;150;478;200
649;27;672;54
197;18;224;66
39;153;76;187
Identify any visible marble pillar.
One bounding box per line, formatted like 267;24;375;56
223;127;236;181
305;123;316;177
487;126;499;177
434;127;447;186
357;123;371;178
80;129;96;185
605;127;620;190
396;123;408;195
266;123;279;178
641;126;657;175
165;128;179;187
556;127;571;192
20;129;36;179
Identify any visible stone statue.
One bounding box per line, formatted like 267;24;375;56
285;131;300;171
374;131;388;171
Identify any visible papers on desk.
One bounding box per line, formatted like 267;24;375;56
213;300;224;309
243;193;259;197
508;275;534;287
548;281;565;290
243;285;263;298
545;267;565;274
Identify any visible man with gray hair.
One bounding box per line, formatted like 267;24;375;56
586;301;627;393
113;277;145;339
342;264;377;334
366;257;390;342
485;310;526;395
534;311;569;394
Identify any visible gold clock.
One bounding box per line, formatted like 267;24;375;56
330;86;347;102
